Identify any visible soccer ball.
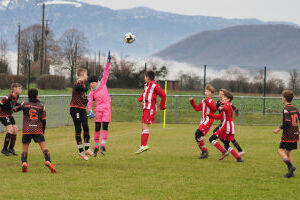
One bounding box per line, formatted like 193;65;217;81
124;32;136;44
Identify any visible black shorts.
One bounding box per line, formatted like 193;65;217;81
279;142;298;151
0;116;16;126
22;134;45;144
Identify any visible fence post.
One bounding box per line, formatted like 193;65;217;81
60;96;64;127
27;60;31;92
175;96;178;124
240;96;244;125
203;65;207;95
263;66;267;115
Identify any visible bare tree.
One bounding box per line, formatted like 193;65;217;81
59;29;88;85
289;69;299;93
0;37;9;73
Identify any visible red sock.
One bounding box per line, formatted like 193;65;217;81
198;137;207;152
229;147;241;159
212;140;226;153
141;129;149;146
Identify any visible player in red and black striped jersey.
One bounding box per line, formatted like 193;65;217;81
70;68;93;161
14;89;56;173
0;83;22;156
212;89;244;156
273;90;299;178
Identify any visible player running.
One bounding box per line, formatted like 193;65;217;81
0;83;23;156
189;84;217;159
207;91;243;162
88;51;111;156
273;90;299;178
135;70;166;154
14;89;56;173
70;68;93;161
212;88;245;155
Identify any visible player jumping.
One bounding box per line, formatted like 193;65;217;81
189;84;217;159
273;90;299;178
135;71;166;154
14;89;56;173
0;83;23;156
207;91;243;162
70;68;93;161
88;51;111;156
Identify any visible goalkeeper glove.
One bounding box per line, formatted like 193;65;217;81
89;111;95;119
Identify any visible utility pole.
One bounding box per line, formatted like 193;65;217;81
40;3;45;74
44;20;49;74
17;24;20;76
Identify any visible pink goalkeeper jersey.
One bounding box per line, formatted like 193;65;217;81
88;62;111;112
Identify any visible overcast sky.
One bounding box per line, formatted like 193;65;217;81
80;0;300;25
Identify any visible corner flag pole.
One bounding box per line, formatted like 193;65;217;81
163;81;167;128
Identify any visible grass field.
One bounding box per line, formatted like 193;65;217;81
0;122;299;200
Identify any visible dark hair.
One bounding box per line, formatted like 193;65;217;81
88;75;98;84
223;91;233;101
77;68;87;77
11;83;23;90
282;90;294;103
145;71;155;81
28;88;38;101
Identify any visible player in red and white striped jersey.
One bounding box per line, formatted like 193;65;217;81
189;84;217;159
208;91;243;162
135;71;166;154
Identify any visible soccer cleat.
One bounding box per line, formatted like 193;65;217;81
22;162;28;173
135;146;150;154
85;149;94;156
237;157;244;162
100;146;106;155
93;148;99;157
8;148;17;156
1;149;11;156
285;166;296;178
238;151;246;156
45;161;57;173
199;151;209;159
219;151;230;160
79;152;89;161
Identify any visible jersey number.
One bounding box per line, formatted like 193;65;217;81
29;109;38;120
291;114;299;126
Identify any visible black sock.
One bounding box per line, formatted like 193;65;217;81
232;140;243;152
3;133;11;150
43;149;51;162
283;159;293;170
9;135;16;150
75;133;84;153
21;152;28;163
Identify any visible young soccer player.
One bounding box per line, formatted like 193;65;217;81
213;88;244;155
88;51;111;156
70;68;93;161
273;90;299;178
14;89;56;173
0;83;23;156
207;91;243;162
135;71;166;154
189;84;217;159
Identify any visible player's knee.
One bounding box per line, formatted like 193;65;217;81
195;129;204;141
209;135;218;143
95;122;101;132
102;122;109;131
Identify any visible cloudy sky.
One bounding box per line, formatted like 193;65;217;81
79;0;300;25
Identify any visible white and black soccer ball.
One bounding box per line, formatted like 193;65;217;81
124;32;136;44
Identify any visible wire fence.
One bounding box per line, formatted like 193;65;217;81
0;94;299;132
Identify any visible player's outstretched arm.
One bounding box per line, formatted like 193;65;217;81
232;104;239;117
189;98;202;112
100;50;111;85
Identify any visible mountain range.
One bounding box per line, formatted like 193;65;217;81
0;0;276;56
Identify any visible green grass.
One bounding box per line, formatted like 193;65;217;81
0;122;299;200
